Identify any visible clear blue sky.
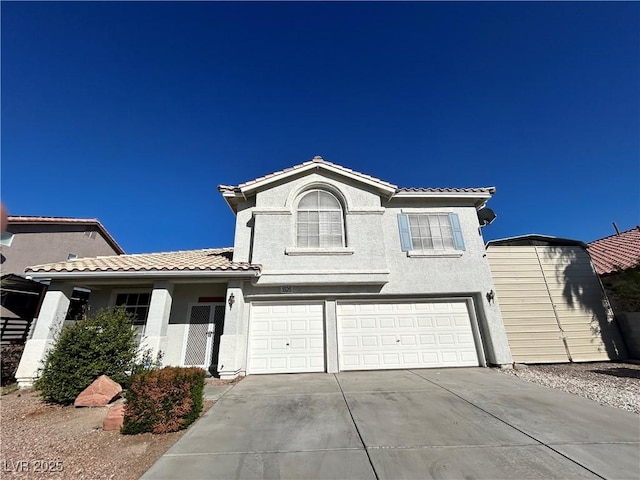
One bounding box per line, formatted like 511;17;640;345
2;2;638;254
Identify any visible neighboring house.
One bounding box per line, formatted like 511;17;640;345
1;216;124;275
486;235;627;364
587;225;640;358
16;157;512;386
587;225;640;281
1;216;124;345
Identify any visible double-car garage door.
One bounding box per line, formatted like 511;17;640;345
247;300;480;374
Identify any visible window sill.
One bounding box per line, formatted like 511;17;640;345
407;250;463;258
285;247;355;256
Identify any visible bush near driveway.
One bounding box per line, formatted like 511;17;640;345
122;366;205;435
34;307;139;404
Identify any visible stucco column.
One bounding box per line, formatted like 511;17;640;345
325;300;339;373
217;281;245;378
477;291;513;366
15;282;74;387
141;281;173;363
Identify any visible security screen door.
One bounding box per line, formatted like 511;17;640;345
182;303;225;369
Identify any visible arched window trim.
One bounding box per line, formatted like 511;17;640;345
295;189;346;248
285;181;352;213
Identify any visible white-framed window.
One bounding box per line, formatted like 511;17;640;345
1;232;14;246
296;190;345;248
397;213;465;253
115;292;151;341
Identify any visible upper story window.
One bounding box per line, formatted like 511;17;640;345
398;213;465;254
296;190;345;248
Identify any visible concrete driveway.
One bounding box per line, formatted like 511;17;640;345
141;368;640;479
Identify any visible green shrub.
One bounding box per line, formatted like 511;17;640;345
122;367;205;435
603;264;640;312
34;307;139;404
1;344;25;386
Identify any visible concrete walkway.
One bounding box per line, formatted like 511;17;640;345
142;368;640;479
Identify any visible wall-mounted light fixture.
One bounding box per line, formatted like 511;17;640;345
486;289;495;304
228;293;235;309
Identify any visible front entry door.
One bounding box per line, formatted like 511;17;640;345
182;303;225;372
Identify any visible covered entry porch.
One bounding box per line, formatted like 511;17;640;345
15;248;261;387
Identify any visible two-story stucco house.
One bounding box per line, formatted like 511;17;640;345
16;157;512;386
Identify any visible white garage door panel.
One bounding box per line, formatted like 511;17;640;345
248;303;325;374
338;301;479;370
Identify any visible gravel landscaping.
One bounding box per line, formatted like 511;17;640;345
0;378;233;480
499;361;640;414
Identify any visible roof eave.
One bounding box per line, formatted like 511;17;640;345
392;191;493;199
220;190;243;214
94;223;126;255
26;269;261;280
239;162;397;197
392;190;494;208
486;234;587;248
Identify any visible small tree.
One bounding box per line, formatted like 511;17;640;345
35;307;139;404
602;264;640;313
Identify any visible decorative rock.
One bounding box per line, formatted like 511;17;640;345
74;375;122;407
103;403;125;431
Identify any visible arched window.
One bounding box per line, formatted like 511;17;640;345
296;190;345;248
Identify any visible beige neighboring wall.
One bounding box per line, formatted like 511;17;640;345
487;245;568;363
1;217;124;275
487;239;627;364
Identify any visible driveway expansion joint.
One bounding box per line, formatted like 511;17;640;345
223;391;344;398
334;373;380;480
546;441;640;446
365;443;546;450
163;447;365;457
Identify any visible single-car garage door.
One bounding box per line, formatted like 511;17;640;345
248;302;325;374
338;300;480;370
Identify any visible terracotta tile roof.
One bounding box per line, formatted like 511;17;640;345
7;216;125;254
26;248;261;274
235;156;398;191
587;226;640;275
396;187;496;194
218;157;495;196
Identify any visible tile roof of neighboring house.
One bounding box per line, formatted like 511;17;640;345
218;156;495;196
7;216;125;254
25;248;261;275
587;226;640;275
